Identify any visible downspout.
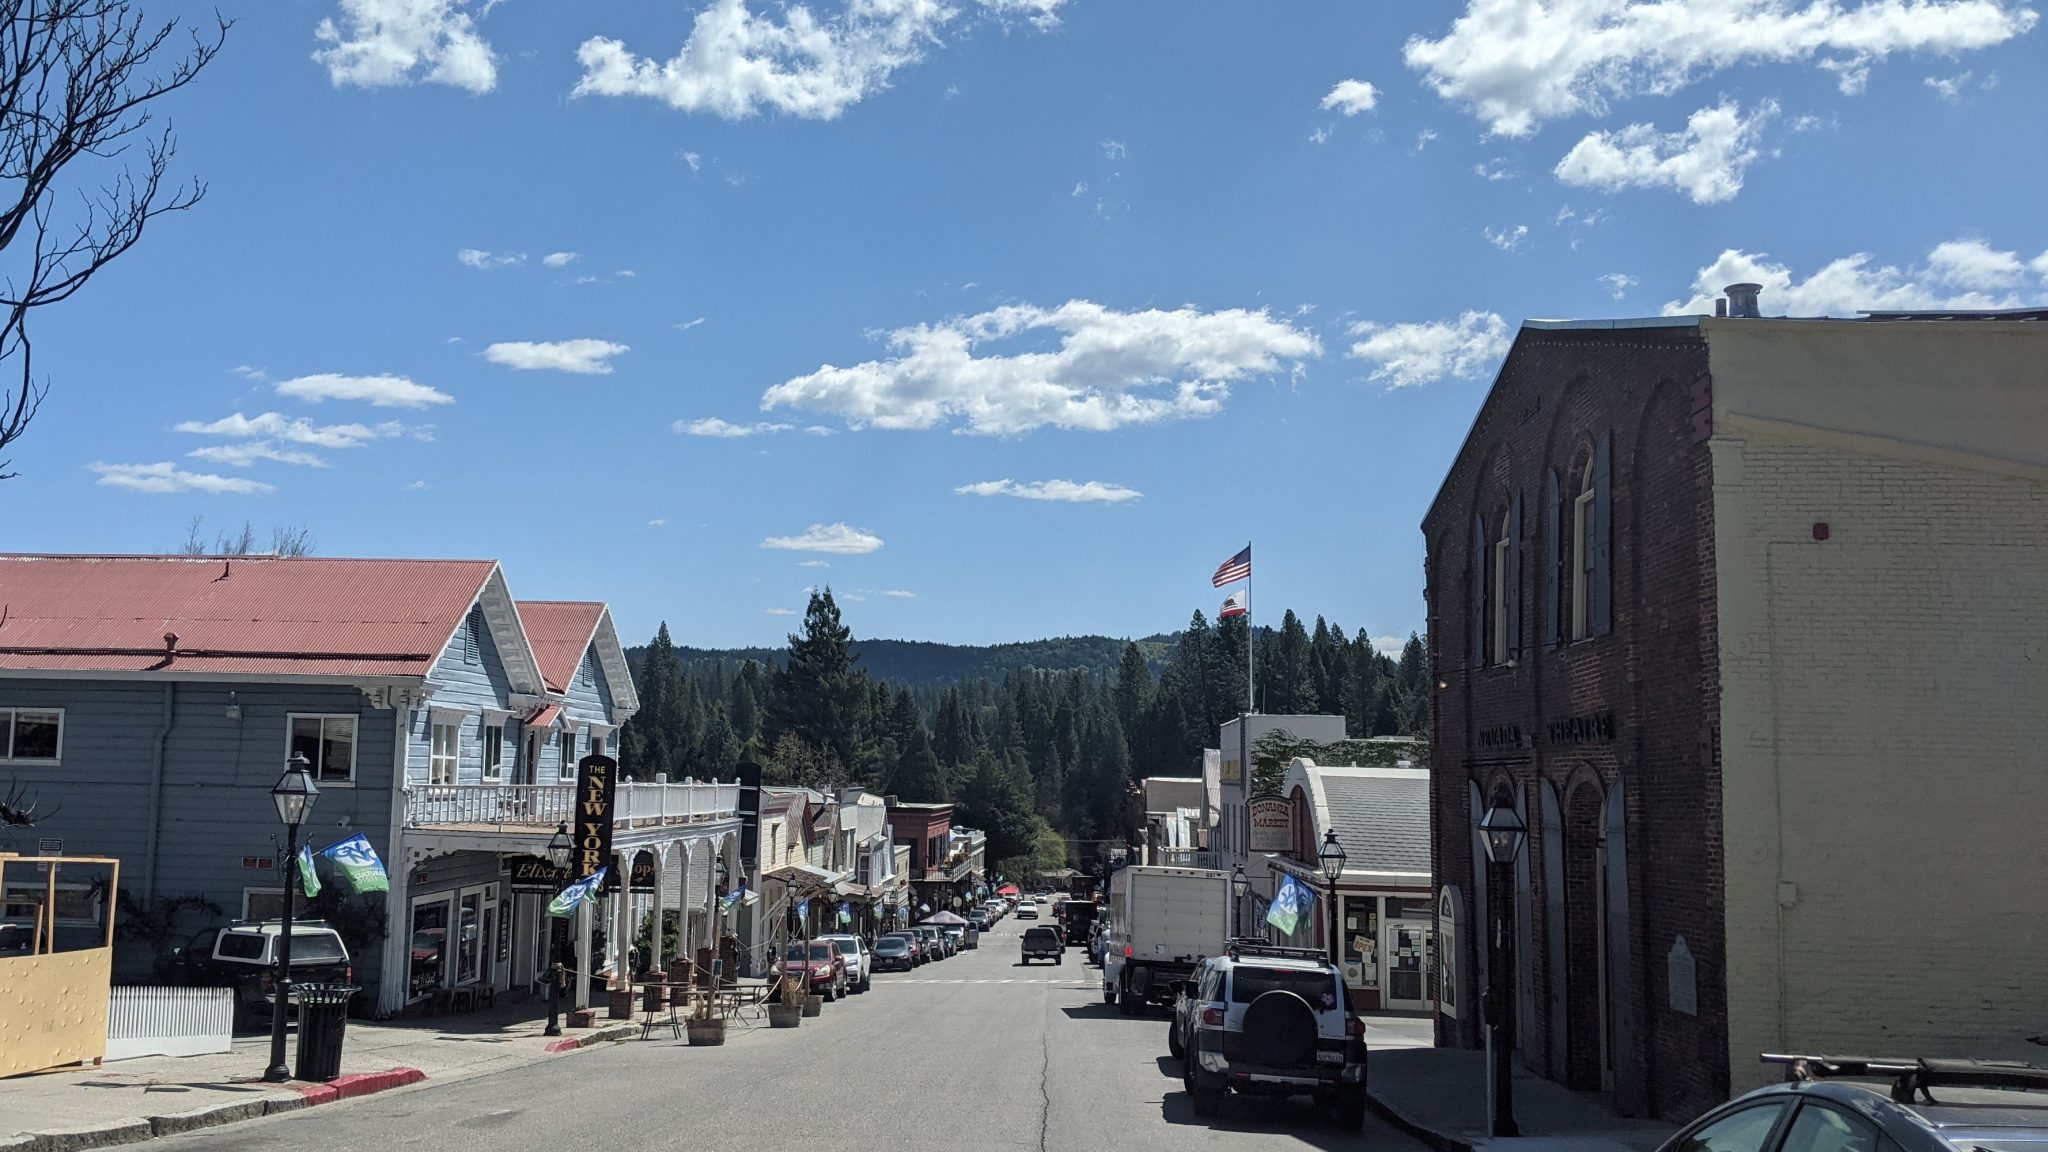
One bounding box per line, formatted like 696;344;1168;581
379;694;414;1018
143;682;176;900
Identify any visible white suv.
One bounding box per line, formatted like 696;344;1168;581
818;934;871;993
1180;942;1367;1128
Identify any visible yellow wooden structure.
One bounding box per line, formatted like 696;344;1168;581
0;853;120;1078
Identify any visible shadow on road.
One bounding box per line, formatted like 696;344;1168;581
1057;1002;1123;1020
1155;1087;1361;1148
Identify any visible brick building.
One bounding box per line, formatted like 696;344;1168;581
1421;297;2048;1120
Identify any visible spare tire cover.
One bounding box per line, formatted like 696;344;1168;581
1241;989;1318;1066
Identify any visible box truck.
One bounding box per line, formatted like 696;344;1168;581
1102;865;1230;1015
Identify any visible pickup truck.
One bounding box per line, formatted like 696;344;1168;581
172;921;355;1024
1020;925;1063;964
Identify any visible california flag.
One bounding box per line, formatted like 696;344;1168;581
1220;590;1248;619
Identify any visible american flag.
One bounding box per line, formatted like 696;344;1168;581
1212;544;1251;588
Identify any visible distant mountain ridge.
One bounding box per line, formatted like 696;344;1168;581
628;634;1176;687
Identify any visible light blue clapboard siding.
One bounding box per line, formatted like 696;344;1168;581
408;604;518;786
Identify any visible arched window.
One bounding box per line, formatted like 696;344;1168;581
1572;455;1594;641
1492;509;1510;663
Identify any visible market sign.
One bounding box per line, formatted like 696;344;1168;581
1249;796;1294;853
573;753;618;889
505;855;572;893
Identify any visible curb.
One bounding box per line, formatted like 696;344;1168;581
1365;1088;1478;1152
5;1067;427;1152
543;1023;638;1053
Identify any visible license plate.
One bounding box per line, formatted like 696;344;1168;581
1316;1051;1343;1064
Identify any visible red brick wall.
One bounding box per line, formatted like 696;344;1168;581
1423;327;1726;1120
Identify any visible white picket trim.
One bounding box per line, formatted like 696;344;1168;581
105;986;233;1061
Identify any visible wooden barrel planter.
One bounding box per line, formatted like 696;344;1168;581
767;1003;802;1029
685;1017;726;1046
801;994;823;1018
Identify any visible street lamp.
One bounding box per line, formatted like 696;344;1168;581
263;754;319;1082
1317;830;1346;969
542;823;573;1038
1477;789;1527;1138
1230;865;1249;939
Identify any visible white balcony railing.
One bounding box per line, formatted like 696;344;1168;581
405;779;739;829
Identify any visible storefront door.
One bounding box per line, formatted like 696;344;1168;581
1385;919;1434;1010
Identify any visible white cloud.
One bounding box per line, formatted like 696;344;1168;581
648;517;668;526
955;478;1144;503
764;607;799;616
1071;181;1088;196
1474;158;1513;181
675;417;795;437
804;425;837;436
574;0;1052;121
1320;78;1379;116
313;0;498;93
274;373;453;408
1371;635;1406;652
231;365;268;382
457;248;523;270
407;479;430;491
1414;128;1438;151
1347;311;1511;389
1404;0;2037;136
483;339;629;374
542;251;579;268
1101;138;1126;159
188;442;331;469
1484;224;1530;252
677;316;707;331
760;300;1322;435
798;559;831;568
175;411;410;449
680;150;703;174
1554;100;1777;203
761;522;884;554
983;0;1068;29
1661;237;2048;316
1599;272;1639;299
1308;126;1331;145
880;589;918;599
91;462;276;495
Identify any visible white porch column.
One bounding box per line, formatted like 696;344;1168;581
574;899;592;1011
613;850;631;988
649;847;666;973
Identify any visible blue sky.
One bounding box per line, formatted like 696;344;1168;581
7;0;2044;649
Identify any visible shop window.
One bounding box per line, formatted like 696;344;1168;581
481;723;504;782
430;721;459;785
0;708;63;762
287;715;356;783
410;897;451;999
558;730;577;779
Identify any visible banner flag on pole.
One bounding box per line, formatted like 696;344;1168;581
320;833;389;894
838;901;852;925
297;844;321;899
548;867;607;918
1265;873;1315;936
1220;590;1248;619
796;898;811;921
1212;544;1251;587
721;885;746;909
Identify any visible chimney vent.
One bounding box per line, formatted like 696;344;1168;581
1714;298;1728;318
1724;282;1762;319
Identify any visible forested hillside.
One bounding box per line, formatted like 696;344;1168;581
617;591;1429;879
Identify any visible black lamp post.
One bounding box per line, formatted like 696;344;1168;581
263;754;319;1082
542;822;574;1037
1317;830;1347;968
1230;865;1249;939
1478;790;1528;1139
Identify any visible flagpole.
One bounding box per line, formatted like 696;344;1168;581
1246;539;1254;716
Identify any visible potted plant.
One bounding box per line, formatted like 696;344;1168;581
802;986;823;1018
685;962;725;1046
766;973;803;1029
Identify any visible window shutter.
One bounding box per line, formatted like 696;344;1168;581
1542;468;1561;648
463;607;482;664
1591;431;1613;636
1507;491;1523;662
1469;513;1487;666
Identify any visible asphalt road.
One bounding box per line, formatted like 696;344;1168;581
159;919;1432;1152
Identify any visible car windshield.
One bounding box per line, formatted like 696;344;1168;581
875;939;907;952
1229;966;1340;1009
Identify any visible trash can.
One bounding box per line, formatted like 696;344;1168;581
293;984;359;1082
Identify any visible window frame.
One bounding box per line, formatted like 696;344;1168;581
1492;510;1511;665
429;720;460;786
1571;455;1595;642
285;713;357;785
242;887;286;923
0;706;65;763
1669;1099;1796;1152
556;729;577;780
480;722;505;784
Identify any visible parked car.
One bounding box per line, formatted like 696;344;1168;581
1652;1055;2048;1152
871;934;915;972
1020;925;1063;964
1088;923;1109;967
941;925;966;953
914;925;948;959
1182;942;1366;1128
172;921;355;1024
967;910;989;932
819;933;872;993
780;940;849;1000
882;929;925;966
1170;957;1225;1059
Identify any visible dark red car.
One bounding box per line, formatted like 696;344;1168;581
780;940;848;1000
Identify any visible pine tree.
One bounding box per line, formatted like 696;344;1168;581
728;669;760;756
1113;641;1152;748
768;589;869;771
891;725;948;802
1265;609;1315;714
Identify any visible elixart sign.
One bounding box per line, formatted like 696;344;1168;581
573;753;618;890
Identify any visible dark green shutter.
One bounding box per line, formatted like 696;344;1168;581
1591;432;1613;636
1542;468;1561;648
1507;491;1523;662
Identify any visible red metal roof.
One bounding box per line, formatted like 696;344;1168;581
0;554;497;678
514;601;605;694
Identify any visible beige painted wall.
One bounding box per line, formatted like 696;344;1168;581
1709;319;2048;1092
0;948;111;1077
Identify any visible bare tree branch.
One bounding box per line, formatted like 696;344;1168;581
0;0;228;479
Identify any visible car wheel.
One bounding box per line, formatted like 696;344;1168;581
1168;1020;1185;1059
1333;1087;1367;1131
1118;983;1140;1016
1103;988;1118;1006
1190;1085;1223;1118
1055;955;1062;965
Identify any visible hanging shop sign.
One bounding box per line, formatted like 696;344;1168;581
505;855;573;893
573;753;618;890
1249;796;1294;853
629;851;659;893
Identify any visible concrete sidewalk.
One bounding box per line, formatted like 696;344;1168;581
0;1002;639;1152
1367;1048;1678;1152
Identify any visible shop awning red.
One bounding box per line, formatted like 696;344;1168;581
996;883;1020;896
